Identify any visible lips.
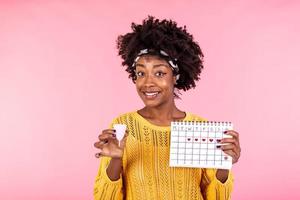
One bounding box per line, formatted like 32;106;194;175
142;91;160;99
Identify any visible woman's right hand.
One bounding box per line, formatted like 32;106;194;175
94;129;128;159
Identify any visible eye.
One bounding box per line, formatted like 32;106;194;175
136;71;144;77
155;71;167;77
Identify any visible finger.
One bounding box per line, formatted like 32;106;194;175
95;150;110;158
121;130;129;140
225;149;240;162
224;130;239;139
223;148;240;157
221;138;239;147
95;136;118;152
223;147;240;161
108;136;119;146
120;131;129;149
101;129;116;137
221;137;241;154
94;141;106;149
221;145;240;159
99;133;116;141
102;129;116;133
220;144;235;151
98;129;116;140
223;150;239;164
95;151;102;158
94;141;101;148
216;143;238;158
223;149;236;157
223;150;239;162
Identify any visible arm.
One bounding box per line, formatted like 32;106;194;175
200;168;234;200
93;123;128;200
200;130;241;199
93;157;123;200
106;158;123;181
216;169;230;183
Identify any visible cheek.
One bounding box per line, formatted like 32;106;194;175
160;79;174;91
135;80;142;90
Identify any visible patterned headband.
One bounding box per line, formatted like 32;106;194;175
131;49;180;74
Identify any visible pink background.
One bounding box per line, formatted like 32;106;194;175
1;0;300;199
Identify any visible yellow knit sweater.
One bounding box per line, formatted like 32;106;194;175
94;111;234;200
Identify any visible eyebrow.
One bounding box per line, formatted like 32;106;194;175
135;63;169;68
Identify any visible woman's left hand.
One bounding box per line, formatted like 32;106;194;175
219;130;241;164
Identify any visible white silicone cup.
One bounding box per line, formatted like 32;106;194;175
113;124;127;146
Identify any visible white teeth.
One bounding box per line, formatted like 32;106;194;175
145;92;158;96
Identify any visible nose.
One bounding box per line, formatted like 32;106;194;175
143;74;155;87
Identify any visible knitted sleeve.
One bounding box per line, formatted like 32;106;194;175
93;156;123;200
200;168;234;200
93;117;124;200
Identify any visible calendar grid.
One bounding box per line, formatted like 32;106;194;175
170;121;233;170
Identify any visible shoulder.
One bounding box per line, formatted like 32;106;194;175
110;111;137;125
185;112;208;122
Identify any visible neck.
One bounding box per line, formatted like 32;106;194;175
138;100;185;124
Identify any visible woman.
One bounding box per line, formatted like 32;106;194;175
94;16;241;200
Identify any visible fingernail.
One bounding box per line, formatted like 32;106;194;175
113;129;116;132
217;139;221;143
216;145;221;148
95;153;100;158
224;131;228;134
112;134;116;137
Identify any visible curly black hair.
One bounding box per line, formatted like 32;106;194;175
117;16;204;91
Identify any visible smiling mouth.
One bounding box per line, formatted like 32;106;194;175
143;91;160;98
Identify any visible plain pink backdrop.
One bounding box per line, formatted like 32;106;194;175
1;0;300;199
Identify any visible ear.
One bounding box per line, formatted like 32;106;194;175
132;78;136;84
173;75;177;85
173;74;180;85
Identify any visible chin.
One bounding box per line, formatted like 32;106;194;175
142;101;160;108
142;99;169;109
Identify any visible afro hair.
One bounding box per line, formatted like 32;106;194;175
117;16;204;91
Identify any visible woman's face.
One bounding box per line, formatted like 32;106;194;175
135;55;176;108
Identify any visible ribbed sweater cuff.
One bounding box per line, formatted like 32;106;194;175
101;168;123;185
214;170;234;186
